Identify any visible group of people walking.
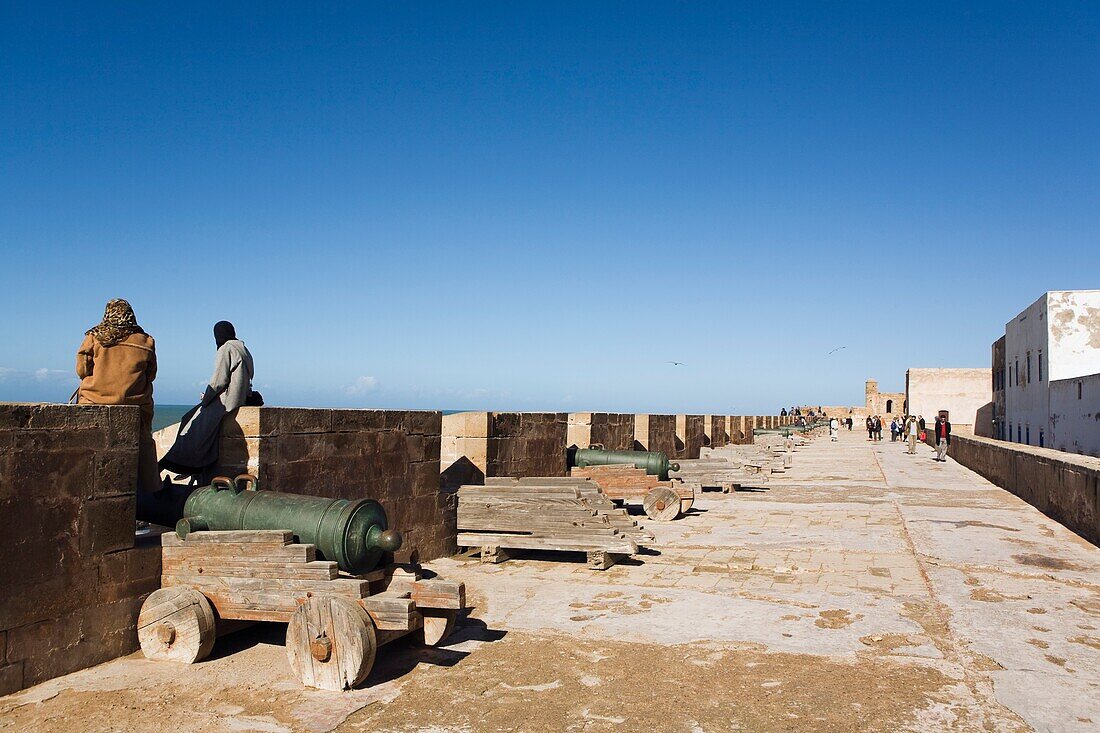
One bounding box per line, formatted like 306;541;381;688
856;412;951;460
73;298;258;491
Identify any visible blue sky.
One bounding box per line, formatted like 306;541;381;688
2;2;1098;413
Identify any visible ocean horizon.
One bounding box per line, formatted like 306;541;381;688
153;404;469;432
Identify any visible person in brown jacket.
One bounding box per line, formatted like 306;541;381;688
76;298;160;491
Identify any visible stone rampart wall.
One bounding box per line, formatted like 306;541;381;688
940;432;1099;546
708;415;728;447
566;413;635;451
675;415;705;459
210;407;452;564
644;414;677;455
487;412;569;478
0;403;161;696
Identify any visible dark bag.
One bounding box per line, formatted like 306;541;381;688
245;390;264;406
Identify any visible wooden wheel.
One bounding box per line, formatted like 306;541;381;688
680;496;694;513
286;595;376;691
643;486;681;521
421;609;458;646
137;587;216;663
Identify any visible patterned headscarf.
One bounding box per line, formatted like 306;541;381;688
86;298;144;347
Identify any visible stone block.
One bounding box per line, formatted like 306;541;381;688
406;410;442;435
0;662;22;697
7;612;85;662
491;412;521;437
11;445;97;503
93;449;139;497
279;408;333;434
79;495;136;555
0;405;33;431
277;433;329;463
222;407;267;438
409;461;443;496
0;629;6;662
331;409;385;432
25;404;77;431
0;572;96;632
98;544;162;604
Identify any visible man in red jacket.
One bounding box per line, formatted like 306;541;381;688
934;415;951;462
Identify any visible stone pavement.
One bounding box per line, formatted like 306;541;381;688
2;429;1097;732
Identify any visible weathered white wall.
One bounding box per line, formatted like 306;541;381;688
1004;290;1100;449
1046;290;1100;381
1004;293;1050;446
905;367;992;431
1049;373;1100;457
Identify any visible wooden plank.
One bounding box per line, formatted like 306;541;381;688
162;573;369;598
162;544;317;562
162;557;339;580
457;532;636;554
359;594;416;630
162;530;293;545
411;580;465;610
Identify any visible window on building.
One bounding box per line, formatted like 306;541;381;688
1015;360;1019;386
1026;425;1030;444
1080;381;1084;399
1039;430;1044;448
1026;352;1032;384
1017;425;1021;442
1038;351;1043;381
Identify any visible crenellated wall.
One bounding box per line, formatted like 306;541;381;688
203;407;453;564
566;412;636;451
675;415;706;459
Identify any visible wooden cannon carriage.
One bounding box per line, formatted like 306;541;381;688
457;477;653;569
569;464;695;519
137;529;466;691
671;457;773;493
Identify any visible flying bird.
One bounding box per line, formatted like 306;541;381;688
827;346;847;355
666;361;686;366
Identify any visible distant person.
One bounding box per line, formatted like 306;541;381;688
873;415;883;441
846;416;853;431
829;416;839;442
781;408;788;417
918;415;926;433
906;415;919;455
160;321;258;481
934;415;951;462
865;416;874;440
76;298;160;491
889;418;899;442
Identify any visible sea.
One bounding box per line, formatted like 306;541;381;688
153;404;466;432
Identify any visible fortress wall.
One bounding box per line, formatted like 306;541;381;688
937;431;1099;546
486;412;569;478
675;415;706;459
214;407;453;564
566;413;635;451
644;414;678;456
708;415;728;447
0;403;161;695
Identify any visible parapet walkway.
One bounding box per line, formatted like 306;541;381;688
2;430;1098;732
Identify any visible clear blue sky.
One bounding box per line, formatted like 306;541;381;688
2;2;1098;413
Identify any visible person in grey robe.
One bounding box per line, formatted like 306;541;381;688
159;321;255;481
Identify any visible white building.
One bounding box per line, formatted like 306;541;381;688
1002;290;1100;456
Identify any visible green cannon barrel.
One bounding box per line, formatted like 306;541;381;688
571;448;680;481
176;475;402;575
